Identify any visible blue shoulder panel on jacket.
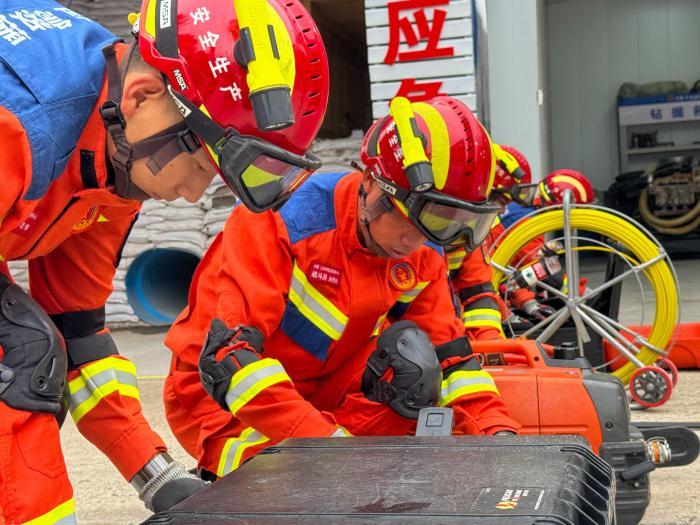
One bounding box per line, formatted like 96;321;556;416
500;202;536;230
0;1;117;200
423;240;444;257
279;172;348;244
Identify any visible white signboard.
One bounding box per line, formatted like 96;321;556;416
618;99;700;126
364;0;475;120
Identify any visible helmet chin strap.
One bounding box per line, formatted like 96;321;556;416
357;182;395;258
100;43;201;201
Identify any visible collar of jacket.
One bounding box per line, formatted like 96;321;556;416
335;171;386;260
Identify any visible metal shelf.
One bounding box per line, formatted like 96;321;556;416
628;144;700;156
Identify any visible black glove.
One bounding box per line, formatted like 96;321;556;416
198;318;264;410
522;299;556;321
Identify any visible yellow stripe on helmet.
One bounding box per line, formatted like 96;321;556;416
481;124;496;196
551;175;588;203
390;97;430;172
412;102;450;190
143;0;157;38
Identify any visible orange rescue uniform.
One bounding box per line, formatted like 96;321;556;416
164;171;519;477
0;45;166;524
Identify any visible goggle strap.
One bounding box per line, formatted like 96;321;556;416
364;194;395;223
130;122;201;176
167;87;228;151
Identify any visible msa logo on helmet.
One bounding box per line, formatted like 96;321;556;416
160;0;172;29
173;69;188;91
167;86;192;118
375;178;397;196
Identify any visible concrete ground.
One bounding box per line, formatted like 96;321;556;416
61;259;700;524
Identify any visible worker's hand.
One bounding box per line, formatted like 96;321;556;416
198;318;264;411
522;299;556;321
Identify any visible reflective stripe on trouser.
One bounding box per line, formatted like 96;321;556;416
440;370;499;406
216;427;270;477
0;406;74;525
66;356;139;423
23;499;76;525
288;262;348;340
224;358;292;416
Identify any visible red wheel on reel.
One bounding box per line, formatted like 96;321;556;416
629;366;673;409
656;358;679;387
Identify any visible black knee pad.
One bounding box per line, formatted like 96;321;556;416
362;320;441;419
0;276;67;413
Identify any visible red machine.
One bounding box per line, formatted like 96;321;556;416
475;339;605;451
472;337;699;525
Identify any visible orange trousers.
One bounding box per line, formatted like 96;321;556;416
0;405;74;525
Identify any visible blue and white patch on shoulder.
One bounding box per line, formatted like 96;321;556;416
279;172;349;245
0;0;117;200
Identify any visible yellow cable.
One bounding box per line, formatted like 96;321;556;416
491;208;677;384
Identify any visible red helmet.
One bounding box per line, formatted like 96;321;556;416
493;145;531;190
360;96;500;250
136;0;329;211
540;169;594;205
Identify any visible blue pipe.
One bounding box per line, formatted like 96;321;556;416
125;248;201;326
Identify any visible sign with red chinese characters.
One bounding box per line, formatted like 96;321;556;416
365;0;475;119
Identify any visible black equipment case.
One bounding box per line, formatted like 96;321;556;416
144;435;615;525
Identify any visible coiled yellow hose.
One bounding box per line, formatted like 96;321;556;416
491;208;678;384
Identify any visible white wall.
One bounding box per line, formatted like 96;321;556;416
486;0;548;181
546;0;700;190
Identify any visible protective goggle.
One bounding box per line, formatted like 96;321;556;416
218;130;321;212
168;87;320;212
494;183;538;207
373;170;501;249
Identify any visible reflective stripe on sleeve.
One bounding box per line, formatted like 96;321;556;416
216;427;270;477
440;369;499;406
225;358;291;416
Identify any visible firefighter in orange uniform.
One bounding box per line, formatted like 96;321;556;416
445;144;531;340
163;96;520;480
0;0;329;522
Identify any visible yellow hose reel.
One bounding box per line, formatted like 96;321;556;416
490;205;679;385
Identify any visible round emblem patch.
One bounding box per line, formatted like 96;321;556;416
389;262;416;291
72;205;100;233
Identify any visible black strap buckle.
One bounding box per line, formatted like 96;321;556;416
177;129;201;154
99;100;126;129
